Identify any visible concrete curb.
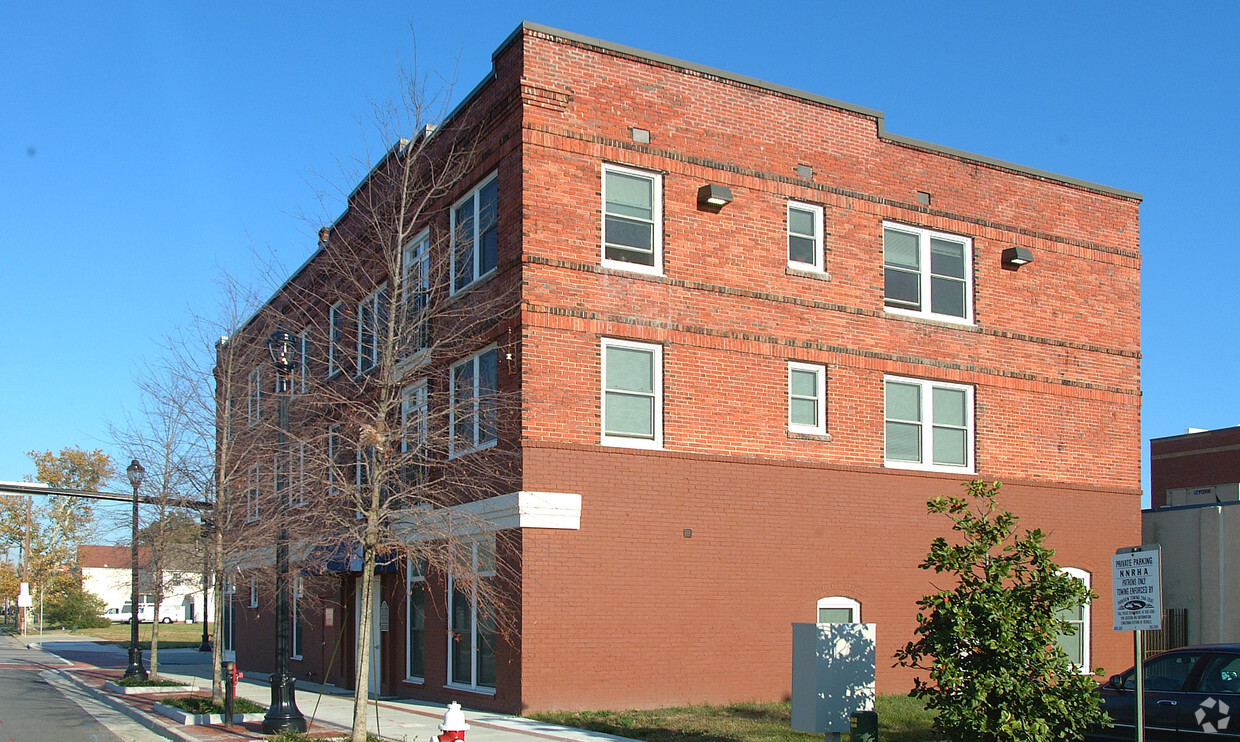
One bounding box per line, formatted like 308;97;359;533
51;668;199;742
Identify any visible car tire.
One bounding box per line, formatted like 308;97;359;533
160;617;172;623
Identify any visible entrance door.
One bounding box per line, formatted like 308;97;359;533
355;581;381;695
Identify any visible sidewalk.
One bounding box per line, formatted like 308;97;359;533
6;631;636;742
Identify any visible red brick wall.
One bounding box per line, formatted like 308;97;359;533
514;29;1142;490
508;27;1142;712
518;444;1138;712
1150;427;1240;508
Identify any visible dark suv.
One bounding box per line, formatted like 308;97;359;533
1088;645;1240;740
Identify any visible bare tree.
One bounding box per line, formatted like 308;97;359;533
123;265;280;701
223;64;522;741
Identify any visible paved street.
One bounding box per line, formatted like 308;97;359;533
0;630;636;742
0;634;164;742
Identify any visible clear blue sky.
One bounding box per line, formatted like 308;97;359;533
3;1;1237;510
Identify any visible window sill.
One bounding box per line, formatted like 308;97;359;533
393;348;431;382
402;678;425;686
290;655;303;662
884;461;975;476
326;369;342;381
448;439;499;460
883;306;976;329
788;430;831;442
449;267;498;299
444;683;496;697
601;435;664;450
601;257;662;277
786;266;830;282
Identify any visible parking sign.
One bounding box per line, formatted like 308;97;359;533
1113;545;1162;631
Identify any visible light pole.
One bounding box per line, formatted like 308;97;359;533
262;329;306;733
123;459;148;680
198;518;214;652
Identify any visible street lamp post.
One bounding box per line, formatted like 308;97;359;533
262;329;306;734
123;459;148;680
198;518;214;652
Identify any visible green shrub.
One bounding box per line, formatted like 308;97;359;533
43;588;110;630
163;696;266;714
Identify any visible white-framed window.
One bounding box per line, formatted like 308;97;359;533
246;464;261;521
817;596;861;623
291;442;306;507
357;285;388;376
247;367;262;427
883;222;972;323
291;577;304;660
447;538;498;692
452;173;499;293
884;376;974;472
602;163;662;275
401;230;431;358
601;338;662;449
788;362;827;435
299;327;311;393
788;201;824;271
402;381;429;484
327;424;341;496
450;347;498;457
248;578;258;609
406;557;427;683
1057;567;1091;672
328;301;344;378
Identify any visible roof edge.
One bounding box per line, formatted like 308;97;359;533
516;21;1142;202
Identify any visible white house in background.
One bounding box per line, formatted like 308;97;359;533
78;545;213;623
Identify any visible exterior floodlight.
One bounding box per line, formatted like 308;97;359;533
697;184;733;208
1002;247;1034;268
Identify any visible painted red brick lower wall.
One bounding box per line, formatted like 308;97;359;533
517;443;1139;712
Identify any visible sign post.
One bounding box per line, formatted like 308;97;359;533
1113;545;1163;742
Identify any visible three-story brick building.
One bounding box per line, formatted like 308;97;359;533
223;22;1142;714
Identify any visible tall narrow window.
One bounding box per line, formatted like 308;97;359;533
883;222;972;322
788;362;827;435
1056;568;1091;671
291;577;304;660
248;578;258;609
601;338;662;449
401;381;429;485
450;348;498;456
406;557;427;682
247;367;262;427
357;286;388;375
602;164;662;274
884;376;974;472
448;538;497;691
401;231;431;358
327;424;341;496
291;442;306;507
246;464;261;520
788;202;824;271
298;327;311;393
452;174;499;292
328;302;344;377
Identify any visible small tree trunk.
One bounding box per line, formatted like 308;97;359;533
210;527;224;704
351;543;377;742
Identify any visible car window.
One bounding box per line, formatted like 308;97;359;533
1198;654;1240;694
1122;652;1205;691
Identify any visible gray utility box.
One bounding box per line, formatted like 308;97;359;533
790;622;876;735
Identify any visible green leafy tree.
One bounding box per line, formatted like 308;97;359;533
43;587;110;630
894;479;1110;742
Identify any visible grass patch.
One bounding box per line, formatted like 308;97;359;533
163;695;266;715
77;621;211;649
116;676;189;687
529;695;935;742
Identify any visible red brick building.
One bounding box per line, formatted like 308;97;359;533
223;22;1142;714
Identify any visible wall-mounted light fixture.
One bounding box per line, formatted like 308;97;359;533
1001;247;1034;269
697;184;733;208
